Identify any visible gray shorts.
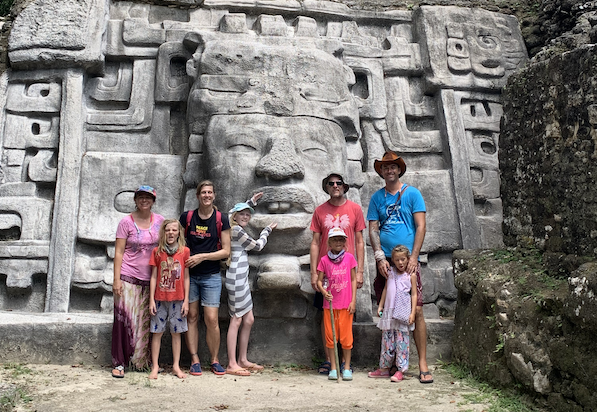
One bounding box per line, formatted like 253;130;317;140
150;300;188;334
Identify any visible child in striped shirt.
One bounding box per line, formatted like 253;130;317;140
225;193;276;376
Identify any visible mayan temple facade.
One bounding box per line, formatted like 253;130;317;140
0;0;527;362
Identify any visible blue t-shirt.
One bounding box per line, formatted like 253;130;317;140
366;185;426;257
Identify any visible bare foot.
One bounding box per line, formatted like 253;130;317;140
148;369;159;380
173;367;187;379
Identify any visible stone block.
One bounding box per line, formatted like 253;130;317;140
8;0;106;72
6;82;62;113
155;42;192;103
0;259;48;289
0;182;37;197
77;152;183;243
414;6;528;90
28;150;57;182
86;59;155;132
0;197;53;241
3;114;59;149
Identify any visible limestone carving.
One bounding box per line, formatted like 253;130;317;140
0;1;527;321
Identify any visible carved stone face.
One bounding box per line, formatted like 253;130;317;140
205;113;347;256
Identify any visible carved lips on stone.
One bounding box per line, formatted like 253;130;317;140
246;186;315;232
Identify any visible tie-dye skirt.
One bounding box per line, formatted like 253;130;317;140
111;275;151;370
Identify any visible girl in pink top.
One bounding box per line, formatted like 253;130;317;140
111;185;164;378
368;245;417;382
316;227;357;381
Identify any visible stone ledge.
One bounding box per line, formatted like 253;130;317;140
0;312;453;367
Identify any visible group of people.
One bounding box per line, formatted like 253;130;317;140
110;150;434;384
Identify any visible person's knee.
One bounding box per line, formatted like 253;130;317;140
415;306;425;322
187;308;199;325
204;310;219;330
244;313;254;327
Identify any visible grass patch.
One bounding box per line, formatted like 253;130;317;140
3;363;33;378
442;362;542;412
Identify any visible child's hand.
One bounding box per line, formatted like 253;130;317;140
348;301;356;314
251;192;264;204
268;222;278;230
377;306;383;318
324;291;333;302
408;312;415;325
149;300;157;316
181;301;189;317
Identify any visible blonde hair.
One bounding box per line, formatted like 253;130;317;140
391;245;410;260
155;219;186;257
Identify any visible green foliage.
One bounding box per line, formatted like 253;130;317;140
0;0;13;16
2;363;33;378
442;362;542;412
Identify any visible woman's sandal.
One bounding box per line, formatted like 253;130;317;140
111;365;124;378
317;361;331;375
419;371;434;384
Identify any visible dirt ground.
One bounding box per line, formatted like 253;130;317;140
0;363;493;412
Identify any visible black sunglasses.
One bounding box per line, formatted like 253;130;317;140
327;181;344;187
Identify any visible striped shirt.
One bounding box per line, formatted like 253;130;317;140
225;224;272;317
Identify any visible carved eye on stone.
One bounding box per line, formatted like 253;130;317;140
476;35;499;50
301;146;327;157
228;143;258;152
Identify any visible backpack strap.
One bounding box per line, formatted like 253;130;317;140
379;184;409;230
185;210;194;237
216;210;222;250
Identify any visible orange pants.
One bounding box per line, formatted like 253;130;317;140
323;308;353;350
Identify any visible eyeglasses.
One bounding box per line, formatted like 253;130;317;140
327;181;344;187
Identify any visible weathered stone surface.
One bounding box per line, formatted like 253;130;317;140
0;1;527;363
452;249;597;410
8;0;106;71
501;45;597;257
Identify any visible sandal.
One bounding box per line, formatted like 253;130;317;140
391;371;404;382
419;371;434;384
111;365;124;378
227;368;250;376
367;368;390;378
340;362;354;373
211;362;226;375
243;363;264;371
189;362;202;376
317;361;331;375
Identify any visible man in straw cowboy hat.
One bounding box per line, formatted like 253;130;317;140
310;173;366;375
367;150;433;384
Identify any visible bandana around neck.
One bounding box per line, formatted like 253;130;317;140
327;249;345;264
164;243;179;256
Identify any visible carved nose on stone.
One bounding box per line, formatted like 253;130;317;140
255;137;305;180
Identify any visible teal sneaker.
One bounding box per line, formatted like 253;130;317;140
328;369;338;380
342;369;353;381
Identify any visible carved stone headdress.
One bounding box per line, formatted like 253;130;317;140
184;14;361;140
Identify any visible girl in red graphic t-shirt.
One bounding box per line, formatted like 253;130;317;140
148;219;190;380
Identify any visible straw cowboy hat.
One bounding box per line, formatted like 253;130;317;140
373;150;406;178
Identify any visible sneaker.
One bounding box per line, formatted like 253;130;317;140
368;369;390;378
390;371;404;382
189;362;202;376
328;369;338;380
342;369;353;381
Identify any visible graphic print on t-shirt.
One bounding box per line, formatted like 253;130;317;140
159;256;181;292
324;213;351;230
328;267;349;293
194;225;212;239
384;203;405;226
